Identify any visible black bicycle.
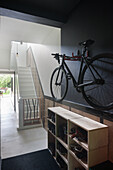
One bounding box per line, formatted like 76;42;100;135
50;39;113;110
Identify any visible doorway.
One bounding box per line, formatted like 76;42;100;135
0;73;14;114
0;73;14;106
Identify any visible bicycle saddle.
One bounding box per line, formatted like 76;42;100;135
79;39;95;47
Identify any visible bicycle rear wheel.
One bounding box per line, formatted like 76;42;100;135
81;53;113;110
50;67;68;101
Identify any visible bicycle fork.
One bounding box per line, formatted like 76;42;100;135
64;62;78;88
55;67;64;85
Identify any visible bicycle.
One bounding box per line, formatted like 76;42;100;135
50;39;113;110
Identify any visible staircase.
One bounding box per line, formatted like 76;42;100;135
18;66;41;128
18;67;36;98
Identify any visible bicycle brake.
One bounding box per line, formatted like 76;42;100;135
54;53;60;64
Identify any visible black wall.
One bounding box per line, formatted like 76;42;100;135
61;0;113;109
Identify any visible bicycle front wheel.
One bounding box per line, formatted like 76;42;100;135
81;53;113;110
50;67;68;101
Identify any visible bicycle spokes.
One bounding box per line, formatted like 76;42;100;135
81;55;113;110
50;67;68;101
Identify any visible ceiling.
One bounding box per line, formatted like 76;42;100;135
0;0;81;26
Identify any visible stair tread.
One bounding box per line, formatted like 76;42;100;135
18;66;37;99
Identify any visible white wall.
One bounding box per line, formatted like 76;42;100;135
17;43;27;67
30;28;61;96
0;48;10;69
10;42;28;69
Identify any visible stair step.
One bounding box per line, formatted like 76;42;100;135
20;91;35;94
20;83;34;86
18;68;30;70
20;87;35;91
20;88;35;91
20;89;35;92
19;81;33;84
18;70;31;73
18;71;30;74
20;86;34;89
18;67;30;70
20;83;35;87
21;95;37;98
18;66;36;99
19;77;32;80
19;79;33;82
18;70;30;73
19;74;31;77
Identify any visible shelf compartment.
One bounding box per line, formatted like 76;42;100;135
69;122;88;143
57;140;68;164
48;120;55;135
56;149;68;165
48;109;56;123
69;134;88;151
57;136;68;150
48;131;55;157
48;129;56;138
57;115;68;144
69;137;88;169
47;118;56;126
69;149;88;170
69;151;85;170
56;153;68;170
69;117;108;150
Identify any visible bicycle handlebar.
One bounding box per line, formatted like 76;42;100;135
51;53;82;62
51;53;71;59
51;53;63;57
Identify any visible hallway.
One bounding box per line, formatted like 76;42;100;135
1;96;47;159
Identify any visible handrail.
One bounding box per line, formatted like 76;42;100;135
26;47;44;98
14;53;21;103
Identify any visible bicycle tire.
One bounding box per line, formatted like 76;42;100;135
81;53;113;110
50;67;68;101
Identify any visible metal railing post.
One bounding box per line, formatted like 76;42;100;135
18;98;24;129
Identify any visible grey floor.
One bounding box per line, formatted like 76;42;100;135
1;96;47;159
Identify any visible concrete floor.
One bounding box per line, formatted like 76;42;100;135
1;96;47;159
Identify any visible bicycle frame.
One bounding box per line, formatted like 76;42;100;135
53;42;103;90
63;59;82;88
61;53;94;90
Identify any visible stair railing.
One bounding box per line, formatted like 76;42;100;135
23;97;41;126
14;53;21;113
26;47;45;126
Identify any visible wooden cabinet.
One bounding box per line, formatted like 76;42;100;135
48;107;108;170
